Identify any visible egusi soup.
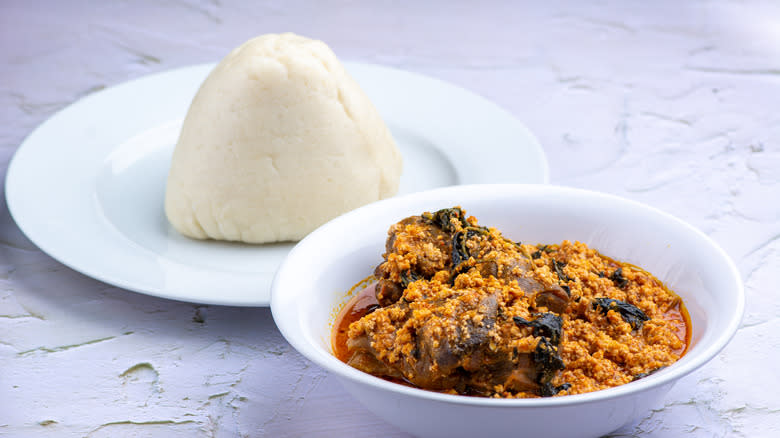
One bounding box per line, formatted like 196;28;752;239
332;207;690;398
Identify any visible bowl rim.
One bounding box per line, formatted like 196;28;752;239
271;183;745;407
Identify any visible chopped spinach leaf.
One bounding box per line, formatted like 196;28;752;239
451;227;488;269
609;267;629;289
513;313;563;345
533;337;566;387
592;297;650;330
551;259;570;283
423;207;468;233
539;382;572;397
451;231;469;267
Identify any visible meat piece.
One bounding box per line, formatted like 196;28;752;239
499;259;570;314
534;285;570;314
346;299;412;381
498;257;533;280
383;216;452;277
347;348;403;380
516;277;544;294
375;279;404;307
374;215;453;305
415;293;498;378
475;260;498;278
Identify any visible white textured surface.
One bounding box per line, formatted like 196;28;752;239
1;1;778;436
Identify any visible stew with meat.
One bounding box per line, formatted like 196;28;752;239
332;207;690;398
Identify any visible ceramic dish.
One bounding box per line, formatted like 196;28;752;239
5;63;548;306
271;184;744;438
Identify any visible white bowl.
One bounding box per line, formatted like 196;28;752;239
271;184;744;438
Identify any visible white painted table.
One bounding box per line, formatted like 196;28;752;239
2;1;779;436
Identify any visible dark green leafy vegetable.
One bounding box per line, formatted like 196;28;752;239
533;337;566;393
540;382;571;397
451;231;469;267
551;259;570;283
532;244;556;260
609;267;629;289
513;313;563;345
422;207;468;233
451;227;488;269
592;297;650;330
514;314;568;397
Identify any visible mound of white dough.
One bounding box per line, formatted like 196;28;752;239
165;33;402;243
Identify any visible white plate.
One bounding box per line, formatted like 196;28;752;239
5;62;548;307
